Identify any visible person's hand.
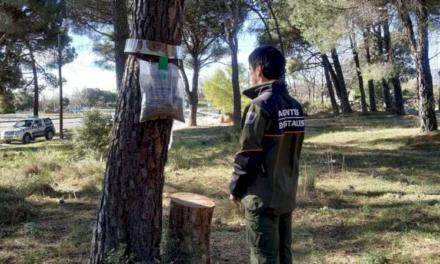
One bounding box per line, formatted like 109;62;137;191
230;194;241;205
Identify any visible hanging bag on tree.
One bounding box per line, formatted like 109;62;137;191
138;60;185;122
125;39;185;123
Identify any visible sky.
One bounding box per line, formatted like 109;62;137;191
46;31;258;99
45;26;440;100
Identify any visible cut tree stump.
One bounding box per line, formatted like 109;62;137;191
166;192;215;264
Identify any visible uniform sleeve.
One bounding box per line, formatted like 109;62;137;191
230;103;269;198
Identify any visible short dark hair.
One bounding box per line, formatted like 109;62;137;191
248;46;286;80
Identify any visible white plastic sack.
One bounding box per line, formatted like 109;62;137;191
139;60;185;123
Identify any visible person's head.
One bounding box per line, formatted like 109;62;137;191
248;46;286;86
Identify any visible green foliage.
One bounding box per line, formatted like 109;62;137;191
183;0;227;67
14;90;33;111
203;66;250;114
0;88;15;113
302;102;333;115
74;109;113;158
287;0;347;51
79;88;118;107
92;37;116;70
362;62;395;81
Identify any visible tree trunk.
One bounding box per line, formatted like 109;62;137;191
379;22;393;113
396;0;437;131
349;34;368;114
112;0;130;90
329;50;352;113
415;5;437;131
178;60;191;108
368;80;377;112
374;25;383;56
190;56;199;127
58;33;64;139
165;192;215;264
321;54;339;115
438;71;440;111
230;36;241;127
382;78;393;112
363;29;377;112
28;43;39;117
383;17;405;115
266;0;285;55
227;0;241;127
89;1;186;263
391;77;405;115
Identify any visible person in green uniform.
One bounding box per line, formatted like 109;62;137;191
229;46;305;264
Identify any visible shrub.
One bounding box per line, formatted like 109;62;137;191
74;109;113;158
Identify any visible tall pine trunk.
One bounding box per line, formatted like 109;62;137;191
349;34;368;114
321;54;339;115
230;35;241;126
368;80;377;112
363;29;377;112
112;0;130;90
89;1;186;263
178;60;191;111
391;77;405;115
226;0;241;127
382;79;394;112
397;0;437;132
415;6;437;131
190;56;199;126
383;17;405;115
330;49;352;113
28;43;39;117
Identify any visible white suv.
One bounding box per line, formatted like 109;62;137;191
0;117;56;144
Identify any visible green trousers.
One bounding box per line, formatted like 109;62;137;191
245;209;293;264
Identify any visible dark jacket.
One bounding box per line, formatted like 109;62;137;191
230;80;305;215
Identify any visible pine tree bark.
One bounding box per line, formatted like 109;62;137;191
112;0;130;90
28;43;39;117
329;49;352;113
321;54;339;115
363;29;377;112
368;80;377;112
383;17;405;115
349;34;368;114
382;78;394;112
391;77;405;115
380;21;394;113
190;56;199;127
224;0;242;127
178;60;191;111
89;1;186;263
396;0;437;131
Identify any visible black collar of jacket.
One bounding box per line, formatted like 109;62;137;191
243;80;288;99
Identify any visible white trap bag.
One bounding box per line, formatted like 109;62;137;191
138;60;185;123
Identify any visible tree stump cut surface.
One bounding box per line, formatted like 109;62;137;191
167;192;215;264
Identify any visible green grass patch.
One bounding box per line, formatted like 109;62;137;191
1;113;439;263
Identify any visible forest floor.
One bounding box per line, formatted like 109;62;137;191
1;113;439;264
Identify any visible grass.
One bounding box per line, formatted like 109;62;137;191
1;114;439;263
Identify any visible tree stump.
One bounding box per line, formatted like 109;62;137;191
166;192;215;264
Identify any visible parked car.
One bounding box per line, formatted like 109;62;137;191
0;117;56;144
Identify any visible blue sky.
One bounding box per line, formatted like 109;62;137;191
54;31;258;98
47;27;440;99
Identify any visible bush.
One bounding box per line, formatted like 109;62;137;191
74;109;113;158
303;102;333;115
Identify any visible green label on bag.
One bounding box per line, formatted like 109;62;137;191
159;56;168;71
